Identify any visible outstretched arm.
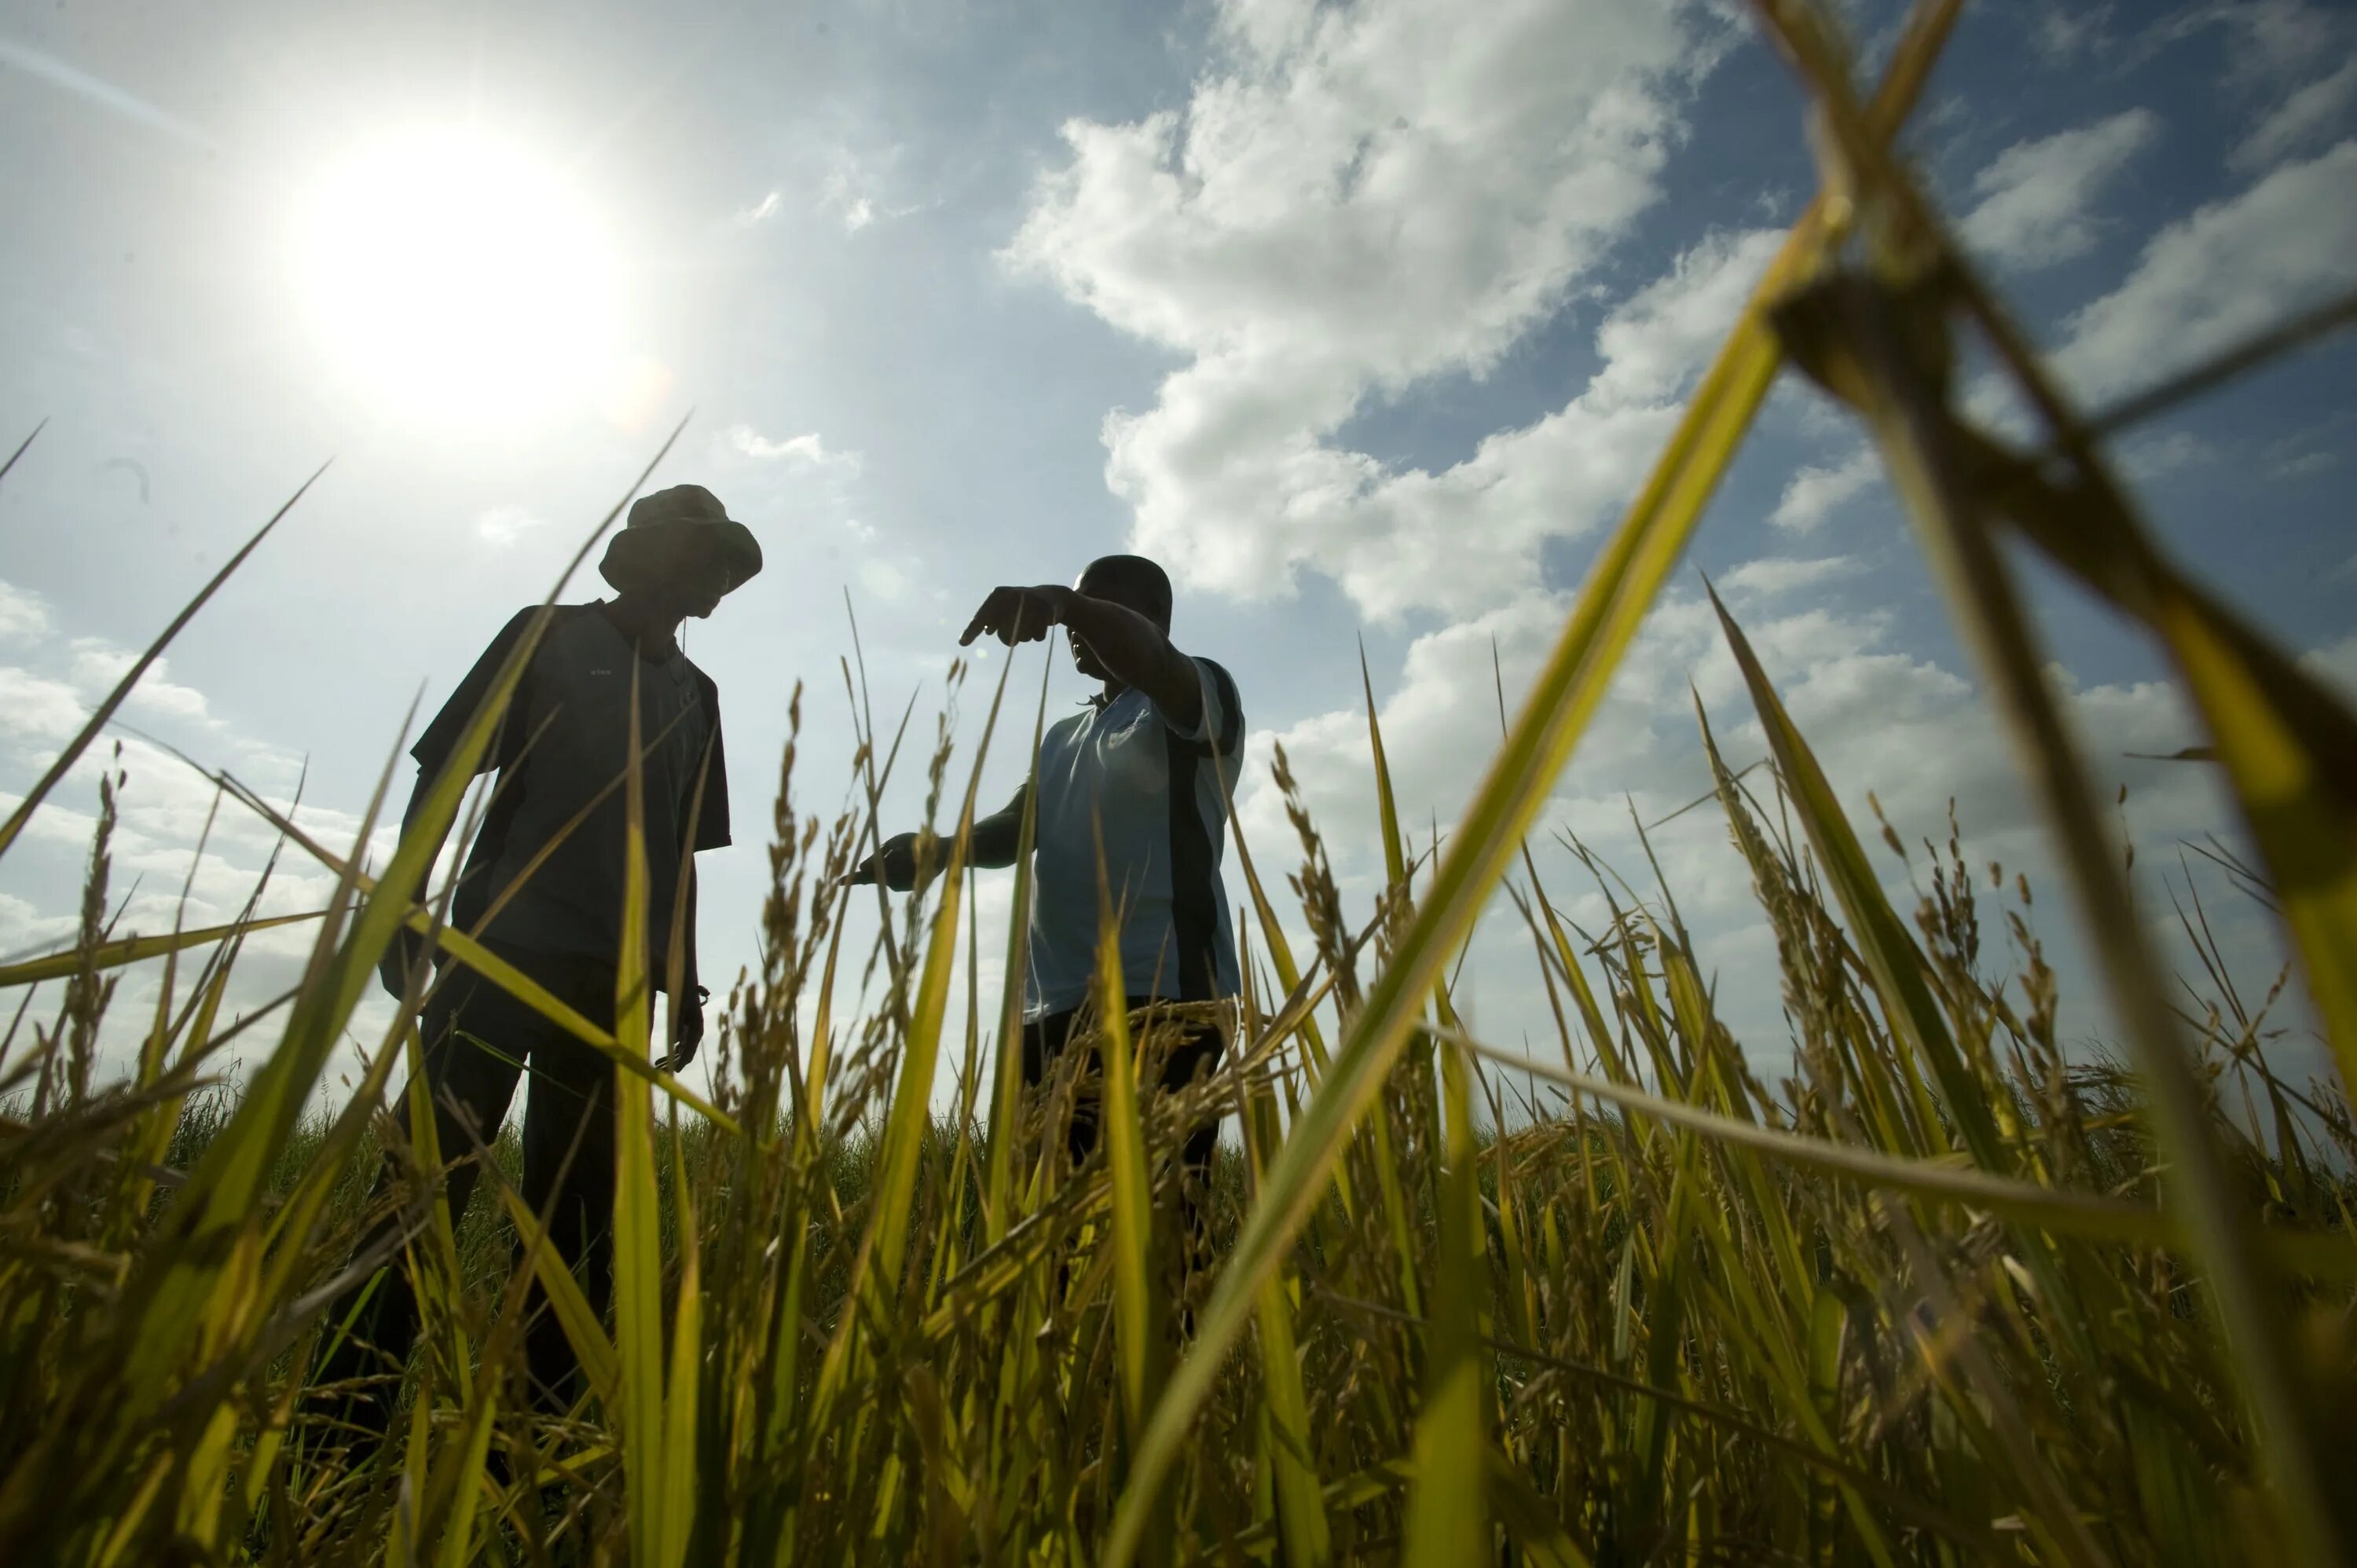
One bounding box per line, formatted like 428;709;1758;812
843;782;1029;892
960;585;1201;731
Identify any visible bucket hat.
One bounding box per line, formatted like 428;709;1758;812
599;484;763;595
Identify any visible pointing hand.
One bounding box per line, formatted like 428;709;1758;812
959;584;1075;648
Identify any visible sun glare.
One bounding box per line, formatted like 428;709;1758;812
292;128;621;427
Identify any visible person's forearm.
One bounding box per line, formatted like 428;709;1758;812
397;775;436;902
970;810;1024;868
1059;594;1181;696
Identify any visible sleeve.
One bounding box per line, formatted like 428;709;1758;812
1168;656;1244;758
688;672;732;852
410;608;539;778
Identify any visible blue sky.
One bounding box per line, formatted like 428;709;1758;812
2;0;2353;1100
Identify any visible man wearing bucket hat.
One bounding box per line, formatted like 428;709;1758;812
315;484;760;1449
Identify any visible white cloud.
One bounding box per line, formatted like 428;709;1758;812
857;557;911;603
724;424;863;478
0;667;88;742
2194;0;2353;94
822;170;876;233
1239;582;2230;1056
2231;57;2357;171
0;578;52;644
2056;139;2357;404
0;890;74;960
1959;109;2159;270
1005;0;1728;619
2304;634;2357;702
1769;449;1876;533
65;639;211;725
2115;429;2216;482
736;189;784;225
2034;6;2113;63
476;505;546;548
1719;555;1862;597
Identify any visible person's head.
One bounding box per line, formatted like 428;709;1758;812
599;484;764;620
1069;554;1172;680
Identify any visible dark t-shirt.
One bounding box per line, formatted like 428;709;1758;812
413;603;729;980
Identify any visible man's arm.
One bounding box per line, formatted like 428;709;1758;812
376;770;450;1000
1059;595;1201;731
960;586;1202;731
659;863;704;1072
379;608;542;999
843;782;1029;892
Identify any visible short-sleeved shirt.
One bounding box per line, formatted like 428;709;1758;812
413;603;730;980
1025;656;1243;1020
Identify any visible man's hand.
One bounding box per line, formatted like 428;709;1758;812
377;925;430;1002
838;830;924;893
658;990;707;1074
960;584;1075;648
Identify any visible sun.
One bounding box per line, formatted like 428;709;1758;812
291;127;622;427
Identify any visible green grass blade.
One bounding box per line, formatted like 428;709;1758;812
1242;1086;1329;1568
613;651;671;1568
983;654;1052;1244
1094;918;1163;1453
0;905;330;980
1401;1034;1489;1566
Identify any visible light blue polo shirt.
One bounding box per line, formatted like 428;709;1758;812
1025;657;1244;1020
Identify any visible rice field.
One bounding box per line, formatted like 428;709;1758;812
6;2;2357;1563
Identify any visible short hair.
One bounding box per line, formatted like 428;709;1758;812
1078;554;1173;629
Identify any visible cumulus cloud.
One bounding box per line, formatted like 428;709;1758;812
0;578;53;644
476;505;546;548
1006;0;1730;619
2304;633;2357;701
0;667;88;742
820;170;875;233
2055;139;2357;403
2231;57;2357;171
725;424;863;478
65;640;211;725
2115;429;2216;482
1769;449;1877;533
1720;555;1863;596
1959;109;2159;269
2034;7;2113;63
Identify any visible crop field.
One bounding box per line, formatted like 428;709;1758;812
5;2;2357;1564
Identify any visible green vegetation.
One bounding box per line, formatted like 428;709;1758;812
6;2;2357;1562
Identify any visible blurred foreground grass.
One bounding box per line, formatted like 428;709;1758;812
9;2;2357;1563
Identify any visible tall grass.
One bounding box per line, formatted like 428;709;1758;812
6;0;2357;1561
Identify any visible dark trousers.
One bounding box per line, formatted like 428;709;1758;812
316;944;620;1438
1021;999;1226;1256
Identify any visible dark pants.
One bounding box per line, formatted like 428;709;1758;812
316;944;620;1438
1021;999;1226;1258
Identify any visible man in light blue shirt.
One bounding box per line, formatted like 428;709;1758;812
852;555;1242;1218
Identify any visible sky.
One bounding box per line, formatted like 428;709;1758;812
2;0;2355;1112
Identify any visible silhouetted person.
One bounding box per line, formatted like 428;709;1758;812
315;484;759;1448
849;555;1244;1267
